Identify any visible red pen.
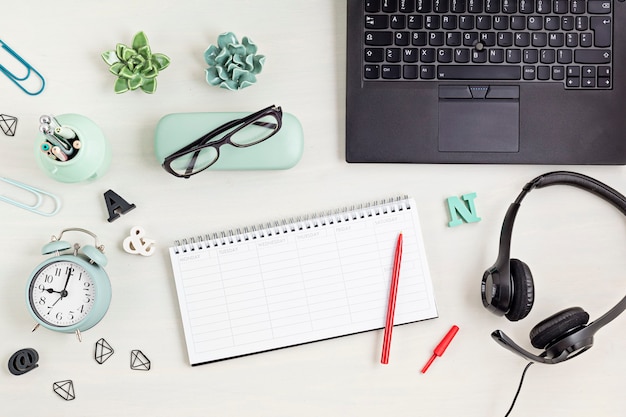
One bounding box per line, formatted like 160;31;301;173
381;232;403;364
421;325;460;373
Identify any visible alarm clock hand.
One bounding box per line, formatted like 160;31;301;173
59;267;74;298
50;293;64;308
43;271;72;299
44;288;69;299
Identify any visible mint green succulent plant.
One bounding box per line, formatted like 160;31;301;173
101;31;170;94
204;32;265;91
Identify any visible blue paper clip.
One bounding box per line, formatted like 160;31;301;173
0;39;45;96
0;177;60;216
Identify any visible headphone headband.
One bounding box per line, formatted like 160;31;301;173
517;171;626;214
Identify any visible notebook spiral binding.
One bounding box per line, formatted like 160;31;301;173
173;195;411;254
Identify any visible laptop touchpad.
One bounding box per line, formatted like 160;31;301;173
438;85;519;153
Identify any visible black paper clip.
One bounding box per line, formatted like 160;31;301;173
0;39;45;96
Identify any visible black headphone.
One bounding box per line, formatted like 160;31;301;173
482;171;626;364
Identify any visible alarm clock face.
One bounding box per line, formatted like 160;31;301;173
28;260;96;327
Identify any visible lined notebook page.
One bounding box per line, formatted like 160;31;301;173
168;197;437;365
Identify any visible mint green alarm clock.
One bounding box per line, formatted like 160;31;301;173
26;228;111;341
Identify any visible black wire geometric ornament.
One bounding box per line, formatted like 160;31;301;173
130;350;151;371
53;380;75;401
95;338;114;364
0;114;17;136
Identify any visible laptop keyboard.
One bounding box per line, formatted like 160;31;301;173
362;0;613;88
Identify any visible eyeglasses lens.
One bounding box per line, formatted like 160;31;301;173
231;114;279;146
169;147;219;176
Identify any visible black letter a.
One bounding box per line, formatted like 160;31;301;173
104;189;136;222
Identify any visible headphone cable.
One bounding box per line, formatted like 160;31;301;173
504;361;534;417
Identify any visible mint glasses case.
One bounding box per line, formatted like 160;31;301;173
154;110;303;171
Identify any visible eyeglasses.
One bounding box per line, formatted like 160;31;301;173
162;105;283;178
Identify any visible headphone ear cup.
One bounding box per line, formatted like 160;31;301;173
529;307;590;349
505;259;535;321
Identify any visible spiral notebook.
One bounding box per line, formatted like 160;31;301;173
168;197;438;366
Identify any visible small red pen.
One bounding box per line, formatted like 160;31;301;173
381;232;403;364
421;325;459;373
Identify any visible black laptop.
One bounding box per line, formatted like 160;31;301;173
346;0;626;164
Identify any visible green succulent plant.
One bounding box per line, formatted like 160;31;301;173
204;32;265;91
101;31;170;94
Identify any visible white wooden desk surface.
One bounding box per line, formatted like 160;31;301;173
1;2;624;416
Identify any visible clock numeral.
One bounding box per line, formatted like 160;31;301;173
56;312;63;321
45;274;54;283
54;267;61;276
38;296;47;305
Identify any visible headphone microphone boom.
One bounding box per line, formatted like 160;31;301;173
481;171;626;364
491;299;626;364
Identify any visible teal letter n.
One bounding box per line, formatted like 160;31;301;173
447;192;481;227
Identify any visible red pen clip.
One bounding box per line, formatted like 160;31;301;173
421;325;459;373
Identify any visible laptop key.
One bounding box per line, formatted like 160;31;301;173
574;49;611;64
523;65;536;80
502;0;517;13
590;17;612;47
587;0;611;14
382;65;402;78
416;0;433;12
365;15;389;29
566;77;580;87
399;0;415;12
421;65;437;78
437;65;521;79
404;65;419;79
366;0;381;12
365;48;385;62
365;31;394;46
383;0;398;12
364;65;381;79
